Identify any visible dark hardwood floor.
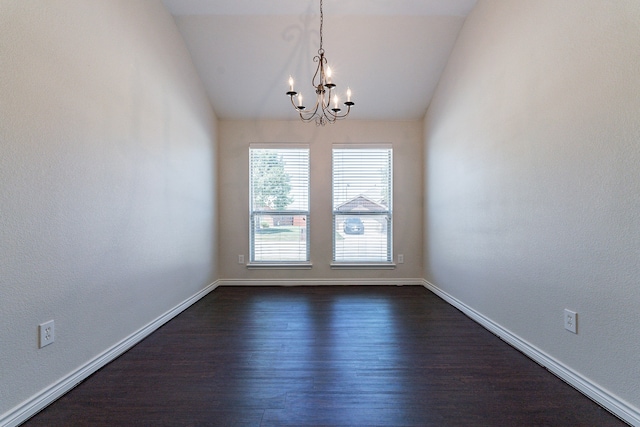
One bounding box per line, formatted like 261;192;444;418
24;286;627;426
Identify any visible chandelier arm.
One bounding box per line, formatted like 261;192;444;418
323;110;336;125
298;96;322;122
289;95;300;110
298;102;316;122
322;86;330;110
300;113;317;123
326;103;352;120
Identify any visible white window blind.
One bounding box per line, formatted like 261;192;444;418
250;146;309;263
332;145;392;262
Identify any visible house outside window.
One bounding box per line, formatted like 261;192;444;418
249;145;309;263
332;144;393;263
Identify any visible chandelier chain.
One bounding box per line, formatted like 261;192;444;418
319;0;324;53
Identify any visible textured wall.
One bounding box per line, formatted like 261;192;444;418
218;120;424;282
424;0;640;415
0;0;217;418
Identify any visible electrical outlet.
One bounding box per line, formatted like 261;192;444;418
238;254;245;264
398;254;404;264
564;309;577;334
39;320;55;348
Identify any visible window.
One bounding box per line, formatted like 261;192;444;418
332;144;392;263
250;145;309;263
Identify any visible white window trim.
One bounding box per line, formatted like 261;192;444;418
332;143;393;264
330;262;396;270
249;144;310;265
247;262;313;270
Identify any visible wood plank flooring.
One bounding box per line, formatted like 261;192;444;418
24;286;627;426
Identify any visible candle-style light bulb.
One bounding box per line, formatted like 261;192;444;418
288;75;294;92
333;94;339;109
326;66;332;84
347;87;352;102
297;93;303;107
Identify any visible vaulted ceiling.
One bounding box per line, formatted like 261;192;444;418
161;0;477;121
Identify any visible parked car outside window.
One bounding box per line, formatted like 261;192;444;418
343;217;364;235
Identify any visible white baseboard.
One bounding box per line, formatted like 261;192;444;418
423;280;639;427
1;281;220;427
218;278;425;287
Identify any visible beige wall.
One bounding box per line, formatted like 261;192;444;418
218;120;423;283
424;0;640;420
0;1;217;422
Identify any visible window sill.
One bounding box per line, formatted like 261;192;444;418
247;263;313;270
330;263;396;270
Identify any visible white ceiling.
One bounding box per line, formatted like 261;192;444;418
161;0;477;121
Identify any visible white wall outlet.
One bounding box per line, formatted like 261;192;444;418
39;320;55;348
238;254;245;264
564;309;578;334
398;254;404;264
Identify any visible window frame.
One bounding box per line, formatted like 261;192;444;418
248;144;311;268
331;144;394;268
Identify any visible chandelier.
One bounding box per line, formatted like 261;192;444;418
286;0;354;126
